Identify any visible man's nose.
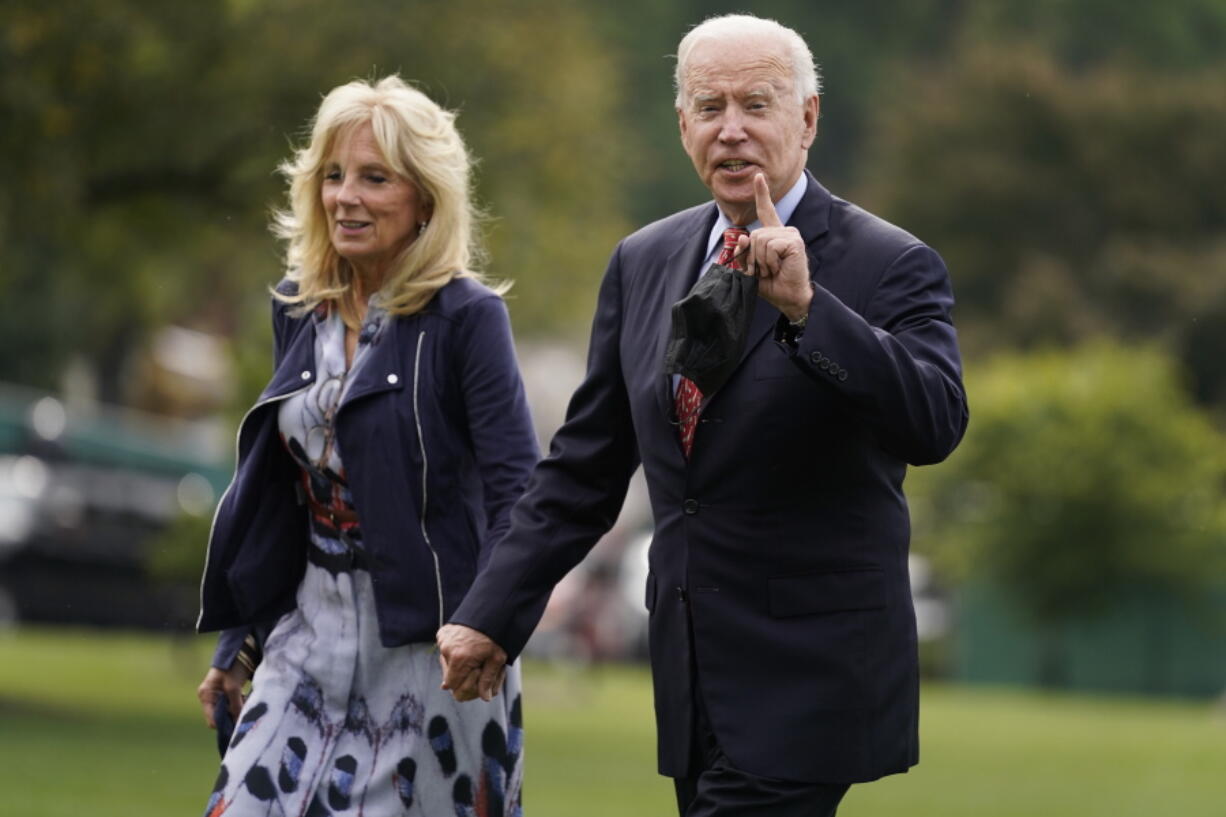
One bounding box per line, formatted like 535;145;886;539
718;109;748;142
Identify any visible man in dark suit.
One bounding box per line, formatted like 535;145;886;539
437;13;968;816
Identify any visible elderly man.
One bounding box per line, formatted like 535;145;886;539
439;13;968;816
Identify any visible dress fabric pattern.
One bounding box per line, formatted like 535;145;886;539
204;305;524;817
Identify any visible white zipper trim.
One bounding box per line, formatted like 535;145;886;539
413;329;446;629
196;382;312;631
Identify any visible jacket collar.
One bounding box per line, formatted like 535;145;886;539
793;169;832;245
259;315;317;403
341;311;408;407
258;305;409;407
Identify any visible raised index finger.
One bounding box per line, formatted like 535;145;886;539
754;173;783;227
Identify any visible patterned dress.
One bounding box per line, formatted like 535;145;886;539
204;304;524;817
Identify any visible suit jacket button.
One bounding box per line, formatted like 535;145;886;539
387;373;399;385
683;499;699;515
300;370;312;380
809;351;823;365
838;369;849;382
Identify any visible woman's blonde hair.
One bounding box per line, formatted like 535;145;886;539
272;75;500;327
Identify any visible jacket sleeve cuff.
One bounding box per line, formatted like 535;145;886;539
211;626;249;670
211;620;276;671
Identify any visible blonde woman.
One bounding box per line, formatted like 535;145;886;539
195;75;536;816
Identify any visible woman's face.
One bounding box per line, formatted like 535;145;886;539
320;121;427;279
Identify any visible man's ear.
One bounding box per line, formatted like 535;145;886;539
801;95;820;149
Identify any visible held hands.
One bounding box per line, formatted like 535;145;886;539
437;623;508;702
739;174;813;322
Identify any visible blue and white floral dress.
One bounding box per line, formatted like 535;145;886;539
204;304;524;817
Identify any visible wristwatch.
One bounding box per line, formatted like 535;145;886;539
780;312;807;346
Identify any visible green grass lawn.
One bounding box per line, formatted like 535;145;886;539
1;626;1222;816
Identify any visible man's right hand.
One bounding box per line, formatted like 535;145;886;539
196;663;251;729
437;623;507;702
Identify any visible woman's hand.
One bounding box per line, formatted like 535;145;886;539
196;662;252;729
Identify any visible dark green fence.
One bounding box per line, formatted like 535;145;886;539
953;580;1226;697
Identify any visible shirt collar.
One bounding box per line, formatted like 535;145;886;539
703;172;809;264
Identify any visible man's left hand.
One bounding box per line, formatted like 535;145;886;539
437;623;508;702
739;173;813;322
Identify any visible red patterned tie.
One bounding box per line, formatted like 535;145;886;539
675;227;749;459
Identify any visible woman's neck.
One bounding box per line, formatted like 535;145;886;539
348;263;386;322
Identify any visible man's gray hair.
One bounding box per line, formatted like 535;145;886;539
673;14;821;108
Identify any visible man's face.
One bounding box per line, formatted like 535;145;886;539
677;36;818;225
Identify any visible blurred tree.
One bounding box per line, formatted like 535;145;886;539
1;0;264;398
858;41;1226;406
909;342;1226;633
962;0;1226;70
7;0;1226;413
1;0;633;407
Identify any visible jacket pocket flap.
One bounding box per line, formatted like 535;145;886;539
768;569;886;618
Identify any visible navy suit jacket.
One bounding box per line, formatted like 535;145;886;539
452;172;968;784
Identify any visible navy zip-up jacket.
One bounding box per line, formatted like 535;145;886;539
197;276;538;666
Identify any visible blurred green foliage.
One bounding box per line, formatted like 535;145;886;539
4;0;1226;410
861;39;1226;384
1;0;636;401
910;343;1226;626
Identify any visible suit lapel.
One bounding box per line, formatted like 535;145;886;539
791;169;833;255
654;205;719;423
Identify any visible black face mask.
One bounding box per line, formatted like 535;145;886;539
662;260;759;395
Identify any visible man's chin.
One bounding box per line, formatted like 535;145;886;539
713;192;757;224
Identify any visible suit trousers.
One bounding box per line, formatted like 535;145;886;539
672;685;850;817
673;607;850;817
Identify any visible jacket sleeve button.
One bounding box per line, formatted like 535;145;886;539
838;370;849;382
387;373;399;385
809;350;822;365
300;370;311;380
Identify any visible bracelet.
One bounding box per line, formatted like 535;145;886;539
234;634;261;675
234;650;257;675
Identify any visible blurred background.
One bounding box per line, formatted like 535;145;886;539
1;1;1224;815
